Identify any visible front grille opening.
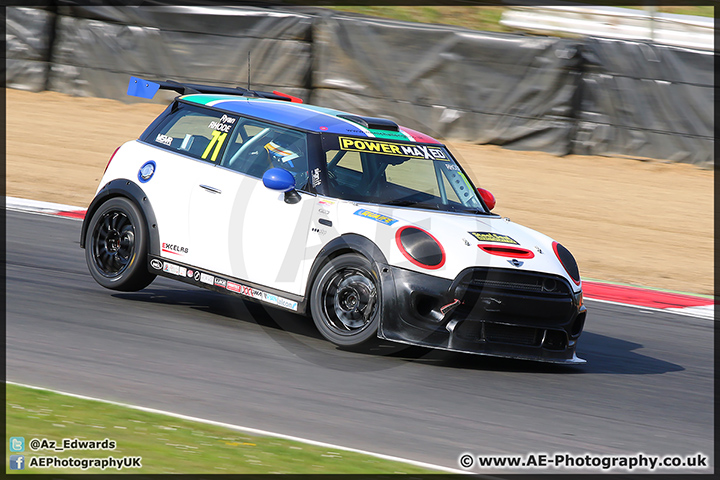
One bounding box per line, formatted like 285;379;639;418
541;277;559;293
485;324;542;346
464;271;572;297
570;311;586;337
543;330;568;350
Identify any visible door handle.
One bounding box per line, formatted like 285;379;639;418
199;184;222;194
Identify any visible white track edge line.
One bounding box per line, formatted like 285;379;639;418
6;381;468;474
5;207;85;222
584;297;714;320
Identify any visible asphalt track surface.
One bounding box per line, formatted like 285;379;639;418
6;210;714;473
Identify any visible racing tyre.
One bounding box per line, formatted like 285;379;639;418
85;197;155;292
310;253;382;349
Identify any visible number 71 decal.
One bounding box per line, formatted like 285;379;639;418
201;130;227;162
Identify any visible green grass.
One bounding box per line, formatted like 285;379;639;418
323;5;511;33
6;383;437;474
309;4;713;33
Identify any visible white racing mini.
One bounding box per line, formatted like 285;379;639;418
81;77;587;363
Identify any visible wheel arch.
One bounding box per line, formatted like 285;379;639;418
304;233;389;303
80;179;160;256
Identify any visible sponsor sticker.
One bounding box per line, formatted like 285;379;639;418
162;262;186;277
354;209;398;226
263;293;279;305
155;133;172;146
318;199;335;206
187;270;194;277
150;259;163;270
444;163;460;171
339;136;446;160
277;297;298;311
311;167;322;188
469;231;519;245
203;274;297;311
162;242;188;255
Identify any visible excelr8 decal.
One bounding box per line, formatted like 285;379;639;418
339;136;446;160
161;242;188;255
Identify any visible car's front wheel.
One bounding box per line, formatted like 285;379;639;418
85;197;155;292
310;253;381;348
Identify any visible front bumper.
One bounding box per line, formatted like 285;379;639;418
377;265;587;364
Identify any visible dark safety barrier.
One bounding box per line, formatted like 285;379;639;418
6;4;713;166
6;6;56;92
574;37;713;166
311;12;582;156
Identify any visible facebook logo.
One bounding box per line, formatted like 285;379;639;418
9;437;25;452
9;455;25;470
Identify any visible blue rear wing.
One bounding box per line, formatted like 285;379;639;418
126;76;302;103
127;77;160;99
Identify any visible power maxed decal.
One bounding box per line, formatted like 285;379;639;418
469;232;519;245
354;209;398;226
339;137;446;160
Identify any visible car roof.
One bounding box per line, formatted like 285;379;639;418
181;94;442;145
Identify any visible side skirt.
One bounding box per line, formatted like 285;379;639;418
147;255;307;314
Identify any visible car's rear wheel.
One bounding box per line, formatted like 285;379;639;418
310;253;381;348
85;197;155;292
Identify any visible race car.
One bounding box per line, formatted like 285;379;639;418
80;76;587;364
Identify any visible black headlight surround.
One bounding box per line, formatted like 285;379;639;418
395;226;445;270
553;241;580;285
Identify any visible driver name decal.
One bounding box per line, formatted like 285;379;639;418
339;137;446;160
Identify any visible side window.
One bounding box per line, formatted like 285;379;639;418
146;104;238;163
325;150;365;194
221;119;309;188
440;171;462;204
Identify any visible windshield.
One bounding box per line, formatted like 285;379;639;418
321;134;486;214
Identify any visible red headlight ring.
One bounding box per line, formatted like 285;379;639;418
395;226;446;270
